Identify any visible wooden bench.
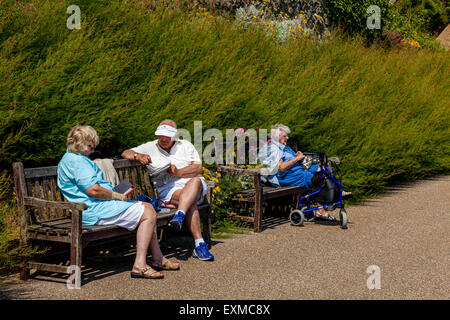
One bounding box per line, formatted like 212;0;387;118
12;159;212;284
217;165;307;233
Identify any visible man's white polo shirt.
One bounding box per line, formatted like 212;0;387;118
131;139;206;202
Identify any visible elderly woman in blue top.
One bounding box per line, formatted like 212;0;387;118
57;125;180;279
258;124;333;220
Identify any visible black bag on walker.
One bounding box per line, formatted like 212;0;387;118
311;171;340;204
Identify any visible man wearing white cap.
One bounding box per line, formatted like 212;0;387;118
121;119;214;261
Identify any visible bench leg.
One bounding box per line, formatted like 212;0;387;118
201;210;212;248
253;202;262;232
70;210;83;287
20;256;30;281
18;235;30;281
253;176;263;233
69;241;82;287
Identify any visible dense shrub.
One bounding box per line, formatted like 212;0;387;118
325;0;391;39
325;0;448;48
0;171;43;274
384;0;449;49
395;0;448;34
0;0;449;249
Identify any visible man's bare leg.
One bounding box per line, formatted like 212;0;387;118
174;177;203;213
168;177;203;236
184;204;202;240
167;178;213;260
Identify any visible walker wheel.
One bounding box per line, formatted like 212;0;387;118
339;207;348;229
289;210;305;226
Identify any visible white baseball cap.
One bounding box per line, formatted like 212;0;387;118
155;124;177;138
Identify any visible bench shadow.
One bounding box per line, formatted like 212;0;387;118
26;233;223;287
0;277;35;300
260;215;290;231
258;208;355;231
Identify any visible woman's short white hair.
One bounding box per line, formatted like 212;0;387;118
270;124;291;142
66;125;99;154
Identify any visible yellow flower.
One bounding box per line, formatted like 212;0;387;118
203;167;211;174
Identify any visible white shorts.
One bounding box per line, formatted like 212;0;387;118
96;201;145;231
157;177;207;204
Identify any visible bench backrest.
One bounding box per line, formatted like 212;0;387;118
13;159;155;224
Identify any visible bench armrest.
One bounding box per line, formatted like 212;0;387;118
217;165;260;177
23;196;87;211
205;180;217;189
204;180;217;206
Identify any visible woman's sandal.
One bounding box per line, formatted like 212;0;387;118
315;211;337;221
151;258;180;271
130;266;164;279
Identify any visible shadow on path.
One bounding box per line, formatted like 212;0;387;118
12;234;224;288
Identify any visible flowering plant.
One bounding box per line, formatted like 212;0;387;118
383;29;421;49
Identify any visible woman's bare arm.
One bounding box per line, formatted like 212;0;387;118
278;152;305;172
85;184;126;201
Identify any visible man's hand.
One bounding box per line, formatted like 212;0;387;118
167;164;180;177
136;153;152;165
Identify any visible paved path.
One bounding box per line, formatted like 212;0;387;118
1;176;449;300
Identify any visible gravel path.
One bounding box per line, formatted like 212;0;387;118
1;176;449;300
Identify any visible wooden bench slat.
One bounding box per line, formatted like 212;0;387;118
263;187;305;200
24;196;87;211
124;167;130;184
24;166;57;179
113;159;141;169
34;178;45;220
217;165;259;176
135;166;144;195
30;233;71;243
228;214;255;223
27;262;70;274
49;177;66;218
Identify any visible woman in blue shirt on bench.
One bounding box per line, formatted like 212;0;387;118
258;124;335;221
57;125;180;279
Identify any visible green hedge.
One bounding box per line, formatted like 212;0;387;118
1;0;449;199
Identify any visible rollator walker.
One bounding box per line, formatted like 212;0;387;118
289;151;349;229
